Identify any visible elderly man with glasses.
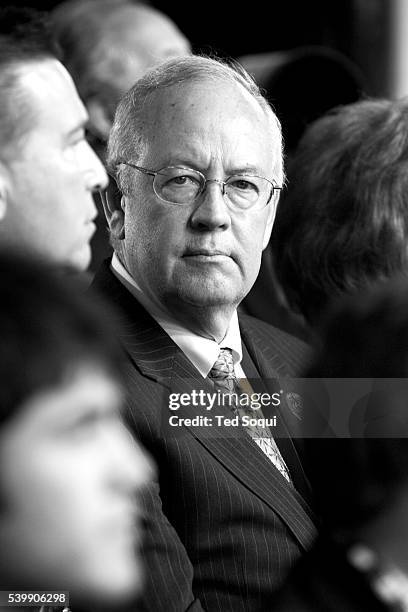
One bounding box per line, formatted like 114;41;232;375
93;55;316;612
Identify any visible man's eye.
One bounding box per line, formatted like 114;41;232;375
230;179;257;192
169;175;199;187
63;410;116;439
67;129;87;147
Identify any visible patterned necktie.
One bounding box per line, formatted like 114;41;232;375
208;348;291;482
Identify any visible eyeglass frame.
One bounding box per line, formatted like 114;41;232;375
117;161;282;210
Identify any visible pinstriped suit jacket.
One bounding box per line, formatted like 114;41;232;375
92;263;317;612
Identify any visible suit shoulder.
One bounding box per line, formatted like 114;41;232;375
240;313;310;353
240;313;312;375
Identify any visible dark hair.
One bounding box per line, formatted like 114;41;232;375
309;276;408;378
304;438;408;534
273;98;408;325
0;250;124;426
303;278;408;532
0;7;59;159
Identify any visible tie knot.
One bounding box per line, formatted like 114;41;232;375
208;348;237;396
209;348;235;381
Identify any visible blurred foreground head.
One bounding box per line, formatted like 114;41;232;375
0;7;108;272
0;251;154;607
273;98;408;326
52;0;191;147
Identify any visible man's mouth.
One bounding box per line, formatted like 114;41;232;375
183;249;230;258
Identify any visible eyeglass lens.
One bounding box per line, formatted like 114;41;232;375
154;167;272;209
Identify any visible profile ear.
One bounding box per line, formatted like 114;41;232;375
99;175;125;240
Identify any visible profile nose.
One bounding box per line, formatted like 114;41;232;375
109;423;156;492
128;437;156;489
84;142;109;191
189;180;231;231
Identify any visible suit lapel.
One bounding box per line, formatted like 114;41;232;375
240;319;315;504
92;262;316;549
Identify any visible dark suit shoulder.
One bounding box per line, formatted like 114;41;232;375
240;312;310;352
239;313;312;376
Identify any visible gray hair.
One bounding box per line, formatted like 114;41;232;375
107;54;284;196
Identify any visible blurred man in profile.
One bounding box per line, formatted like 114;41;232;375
0;251;154;611
52;0;191;270
0;7;107;273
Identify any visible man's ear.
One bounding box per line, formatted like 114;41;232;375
262;194;279;250
87;98;112;141
99;176;125;240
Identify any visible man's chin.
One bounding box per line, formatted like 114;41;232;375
68;558;143;607
170;279;243;309
63;244;92;274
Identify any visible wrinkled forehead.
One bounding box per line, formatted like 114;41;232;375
138;78;282;175
147;77;272;125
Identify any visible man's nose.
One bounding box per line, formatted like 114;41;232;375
189;180;231;231
84;142;109;191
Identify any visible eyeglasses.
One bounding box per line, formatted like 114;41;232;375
119;162;282;211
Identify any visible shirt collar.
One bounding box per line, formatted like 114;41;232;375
111;253;242;377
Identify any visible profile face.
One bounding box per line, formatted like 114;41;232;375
118;79;280;319
1;60;108;271
0;363;154;603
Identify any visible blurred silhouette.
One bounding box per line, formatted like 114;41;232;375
308;276;408;437
0;251;154;611
273;97;408;332
272;277;408;611
52;0;191;273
